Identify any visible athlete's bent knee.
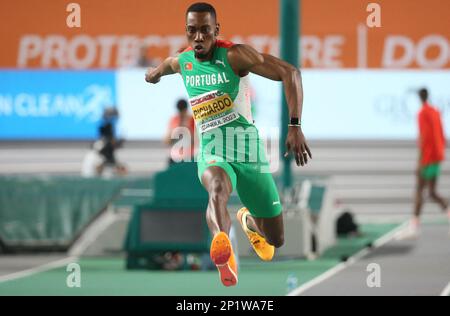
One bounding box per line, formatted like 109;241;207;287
209;178;230;203
210;178;228;194
267;234;284;248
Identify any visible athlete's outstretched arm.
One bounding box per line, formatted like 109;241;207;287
228;44;311;166
145;56;180;84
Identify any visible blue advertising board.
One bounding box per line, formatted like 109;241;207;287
0;70;116;139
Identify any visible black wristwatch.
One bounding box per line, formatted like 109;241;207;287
288;117;301;127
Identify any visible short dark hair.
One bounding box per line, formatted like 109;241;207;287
186;2;217;20
176;99;188;111
418;88;428;103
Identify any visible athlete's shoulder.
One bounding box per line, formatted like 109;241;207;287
420;103;436;114
178;46;194;60
216;39;235;48
430;104;441;114
227;43;262;58
181;46;194;53
227;44;264;71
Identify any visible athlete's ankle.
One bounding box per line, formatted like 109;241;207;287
411;216;420;228
413;215;420;223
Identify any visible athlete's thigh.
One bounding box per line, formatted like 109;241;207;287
234;162;282;219
428;177;438;194
198;159;237;192
416;170;426;192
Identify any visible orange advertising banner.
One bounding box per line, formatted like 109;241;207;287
0;0;449;69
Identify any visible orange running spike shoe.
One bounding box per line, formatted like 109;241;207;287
210;232;238;287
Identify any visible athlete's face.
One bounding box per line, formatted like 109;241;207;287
186;12;219;60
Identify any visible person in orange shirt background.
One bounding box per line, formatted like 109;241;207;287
164;99;196;165
409;88;450;236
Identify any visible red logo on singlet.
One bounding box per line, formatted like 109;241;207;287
184;62;193;71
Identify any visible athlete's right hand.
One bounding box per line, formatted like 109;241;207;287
145;67;161;84
284;126;312;167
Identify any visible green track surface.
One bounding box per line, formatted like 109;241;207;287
0;223;399;296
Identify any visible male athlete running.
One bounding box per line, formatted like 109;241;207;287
407;88;450;237
145;2;311;287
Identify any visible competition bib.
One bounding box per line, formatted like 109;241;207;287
189;90;239;133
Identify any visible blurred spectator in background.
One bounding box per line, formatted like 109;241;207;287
85;107;128;177
164;99;195;165
98;107;128;176
401;88;450;238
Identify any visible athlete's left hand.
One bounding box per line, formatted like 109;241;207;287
284;127;312;166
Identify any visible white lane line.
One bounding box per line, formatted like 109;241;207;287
0;256;78;283
288;221;409;296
